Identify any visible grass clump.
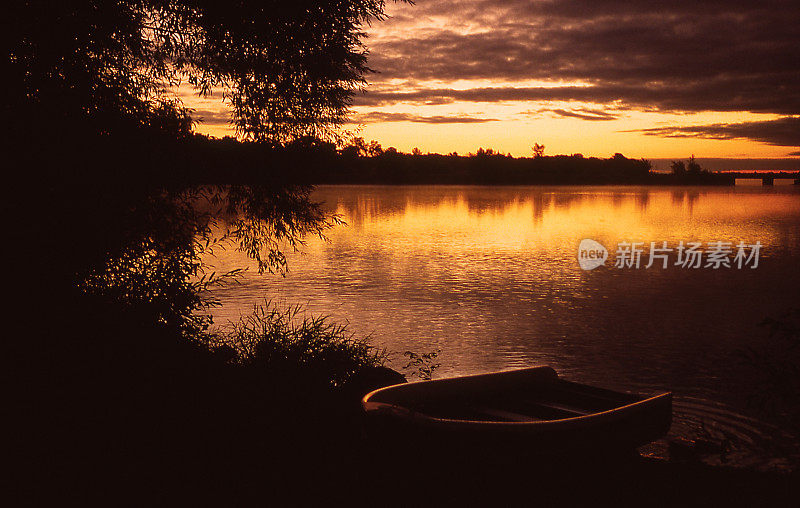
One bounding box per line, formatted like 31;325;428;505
210;301;386;389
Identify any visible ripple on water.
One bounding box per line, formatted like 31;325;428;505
640;396;799;473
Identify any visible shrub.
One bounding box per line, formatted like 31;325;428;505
210;301;386;389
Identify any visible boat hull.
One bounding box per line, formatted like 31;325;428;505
361;366;672;457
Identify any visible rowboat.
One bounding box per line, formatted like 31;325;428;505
361;366;671;457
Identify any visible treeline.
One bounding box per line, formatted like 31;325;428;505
183;135;733;186
19;128;728;187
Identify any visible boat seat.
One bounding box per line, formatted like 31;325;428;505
473;407;543;422
488;400;591;420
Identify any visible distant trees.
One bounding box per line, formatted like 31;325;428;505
298;145;658;185
340;137;384;157
532;143;546;158
367;140;384;157
671;155;706;176
687;155;703;173
474;147;512;157
341;136;370;158
662;155;728;184
670;160;687;176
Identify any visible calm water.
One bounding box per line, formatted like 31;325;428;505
207;185;800;469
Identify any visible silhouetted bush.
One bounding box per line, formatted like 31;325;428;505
210;302;386;389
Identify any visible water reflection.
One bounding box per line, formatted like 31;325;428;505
208;185;800;468
210;186;800;367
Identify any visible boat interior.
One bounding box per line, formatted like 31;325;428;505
365;368;646;422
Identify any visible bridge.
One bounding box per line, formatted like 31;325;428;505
715;171;800;185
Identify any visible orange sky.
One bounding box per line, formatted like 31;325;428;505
182;1;800;160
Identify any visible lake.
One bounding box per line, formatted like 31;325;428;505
207;185;800;469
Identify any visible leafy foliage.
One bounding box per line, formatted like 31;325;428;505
224;184;344;274
74;183;341;338
9;1;400;333
8;0;408;144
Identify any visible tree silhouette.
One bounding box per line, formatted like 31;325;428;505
8;0;407;144
8;0;409;337
670;156;709;181
671;160;687;176
687;154;702;174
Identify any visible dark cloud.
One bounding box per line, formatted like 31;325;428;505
190;109;230;126
544;108;619;121
348;111;499;124
788;151;800;156
355;83;798;115
367;0;800;115
633;117;800;147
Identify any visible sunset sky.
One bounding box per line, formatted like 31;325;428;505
184;0;799;162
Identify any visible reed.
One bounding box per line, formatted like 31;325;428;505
209;300;386;388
